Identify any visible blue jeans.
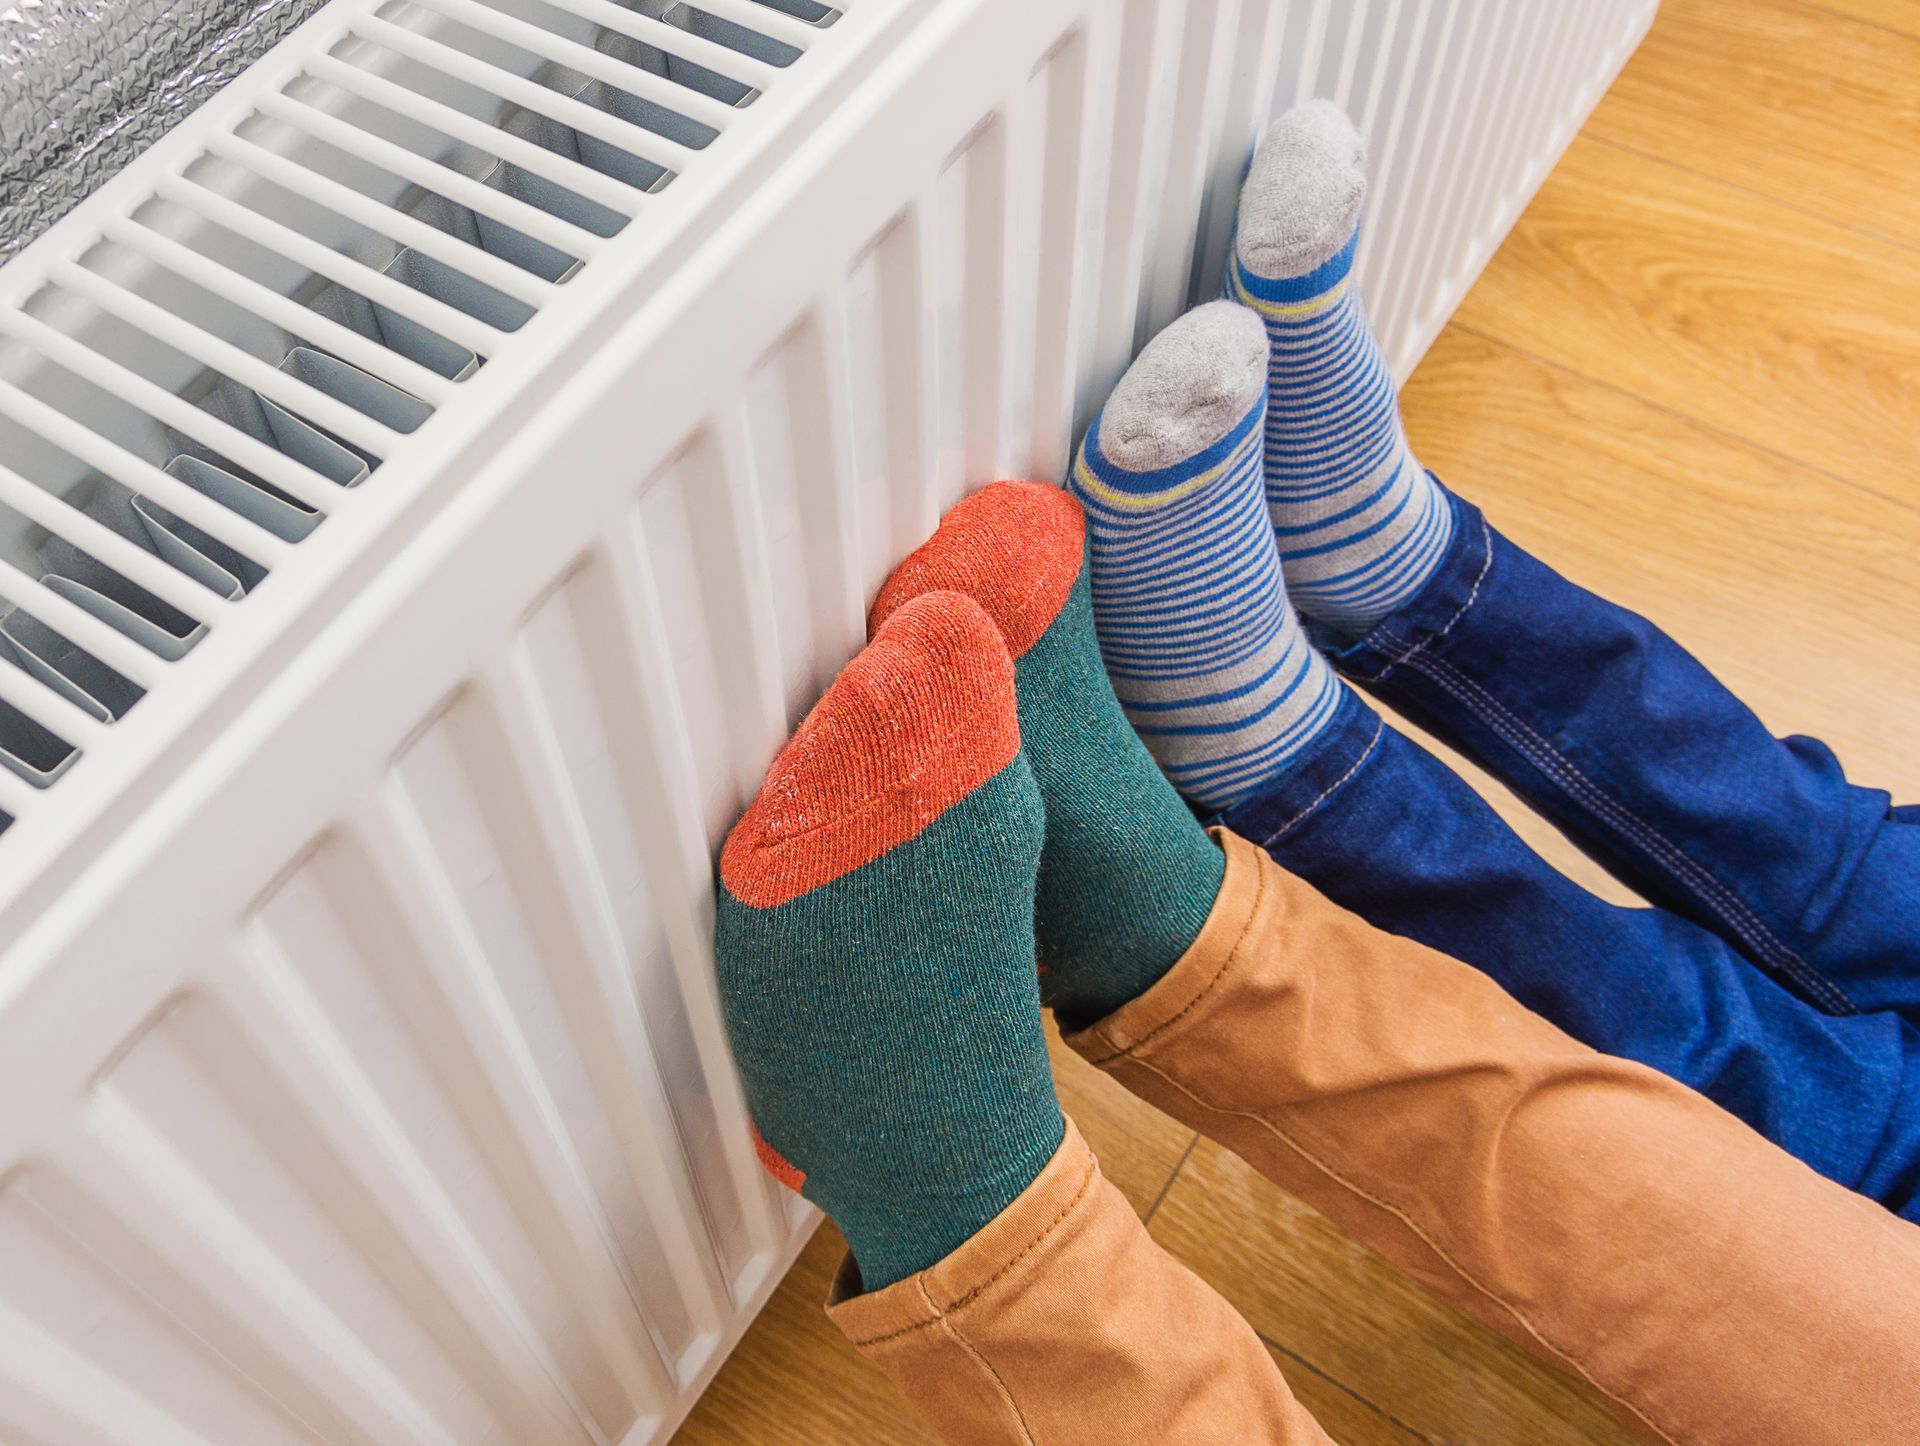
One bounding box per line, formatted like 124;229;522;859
1218;486;1920;1219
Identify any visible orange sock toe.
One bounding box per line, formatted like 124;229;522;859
721;589;1021;910
870;481;1085;658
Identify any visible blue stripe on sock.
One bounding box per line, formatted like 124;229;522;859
1070;376;1342;812
1231;214;1452;634
1228;230;1359;303
1079;390;1266;498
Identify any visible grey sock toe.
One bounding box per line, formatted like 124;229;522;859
1236;99;1366;280
1099;300;1268;472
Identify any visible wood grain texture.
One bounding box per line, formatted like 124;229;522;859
1256;1340;1428;1446
1452;136;1920;508
1589;0;1920;244
677;0;1920;1437
1805;0;1920;38
1405;328;1920;796
675;1224;941;1446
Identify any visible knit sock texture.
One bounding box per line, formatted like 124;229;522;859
1071;301;1343;812
872;483;1226;1031
1228;99;1452;636
715;591;1063;1290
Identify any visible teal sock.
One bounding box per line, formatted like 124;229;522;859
1229;100;1453;636
873;482;1228;1030
715;591;1063;1289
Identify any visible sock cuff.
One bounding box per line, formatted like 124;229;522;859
1074;391;1263;509
870;481;1085;660
721;590;1020;908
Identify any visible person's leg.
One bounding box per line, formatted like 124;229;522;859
1065;830;1920;1446
716;590;1061;1287
1216;687;1920;1220
1236;101;1920;1020
826;1117;1330;1446
1333;492;1920;1021
976;290;1920;1210
717;590;1326;1444
869;498;1920;1443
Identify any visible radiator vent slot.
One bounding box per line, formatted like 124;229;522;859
0;0;841;834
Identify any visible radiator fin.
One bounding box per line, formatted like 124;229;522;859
0;3;1659;1441
0;0;839;835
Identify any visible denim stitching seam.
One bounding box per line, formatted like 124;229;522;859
1255;716;1386;847
1346;514;1834;1002
1354;537;1829;997
1409;651;1854;1015
1417;651;1839;1007
1416;650;1848;1012
1349;516;1495;684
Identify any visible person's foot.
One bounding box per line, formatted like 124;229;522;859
1228;100;1452;636
716;591;1063;1289
873;478;1229;1029
1070;300;1343;812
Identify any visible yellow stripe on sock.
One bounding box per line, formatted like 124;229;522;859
1074;429;1258;511
1228;268;1353;321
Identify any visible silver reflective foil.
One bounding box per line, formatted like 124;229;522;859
2;0;329;260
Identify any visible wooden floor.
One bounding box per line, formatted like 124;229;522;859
677;0;1920;1439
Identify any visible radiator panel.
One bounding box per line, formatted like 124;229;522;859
0;0;1657;1439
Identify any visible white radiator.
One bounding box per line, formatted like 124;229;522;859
0;0;1656;1440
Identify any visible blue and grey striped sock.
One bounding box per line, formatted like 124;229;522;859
1070;301;1342;812
1229;100;1452;637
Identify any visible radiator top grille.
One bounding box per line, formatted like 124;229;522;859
0;0;839;840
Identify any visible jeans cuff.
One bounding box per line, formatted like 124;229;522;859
1211;684;1385;847
1325;481;1494;685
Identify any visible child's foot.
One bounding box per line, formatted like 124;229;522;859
716;591;1063;1289
872;478;1229;1030
1069;300;1344;814
1229;100;1452;637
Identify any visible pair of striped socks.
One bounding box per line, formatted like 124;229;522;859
1072;100;1452;812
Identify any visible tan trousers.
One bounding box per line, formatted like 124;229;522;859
827;831;1920;1444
